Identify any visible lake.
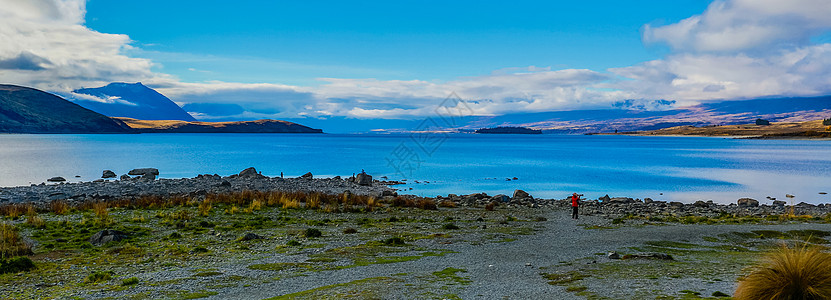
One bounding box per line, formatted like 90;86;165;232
0;133;829;204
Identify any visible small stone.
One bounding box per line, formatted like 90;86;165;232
239;233;263;241
47;177;66;182
525;262;532;267
607;251;620;259
89;229;128;246
785;194;795;198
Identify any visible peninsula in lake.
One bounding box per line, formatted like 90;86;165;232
475;126;542;134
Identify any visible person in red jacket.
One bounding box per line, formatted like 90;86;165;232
571;193;582;219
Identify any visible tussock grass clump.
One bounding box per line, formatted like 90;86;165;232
343;228;358;234
485;201;497;211
84;271;114;284
416;199;437;210
198;200;212;217
25;206;45;229
122;277;139;286
50;200;69;215
92;202;108;218
0;256;35;274
303;228;322;238
438;201;457;208
735;244;831;300
0;203;31;219
0;223;32;257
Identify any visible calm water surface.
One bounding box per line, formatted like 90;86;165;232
0;134;829;204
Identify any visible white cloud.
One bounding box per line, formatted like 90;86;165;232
644;0;831;52
0;0;158;92
2;0;831;122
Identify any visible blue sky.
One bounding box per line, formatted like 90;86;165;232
1;0;831;122
86;0;710;85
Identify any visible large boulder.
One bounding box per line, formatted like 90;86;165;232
355;173;372;186
128;168;159;176
102;170;117;179
693;200;709;208
492;194;510;203
89;229;128;246
608;197;634;204
599;195;611;202
512;189;531;200
239;167;259;177
300;172;313;179
47;176;66;182
737;198;759;207
128;168;159;180
772;200;786;207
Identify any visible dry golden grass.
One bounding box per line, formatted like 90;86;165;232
198;200;212;217
416;199;438;210
485;201;497;211
283;197;300;210
0;203;31;219
438;201;457;208
0;223;32;258
735;244;831;300
244;199;263;213
92;202;108;218
50;200;69;215
306;193;321;210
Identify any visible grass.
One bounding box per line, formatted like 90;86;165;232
0;222;32;257
0;190;556;298
84;271;114;284
432;268;471;285
122;277;139;286
0;256;35;274
735;244;831;300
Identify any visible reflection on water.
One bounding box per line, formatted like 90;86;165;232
0;134;829;204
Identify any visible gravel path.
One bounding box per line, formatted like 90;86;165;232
199;209;830;299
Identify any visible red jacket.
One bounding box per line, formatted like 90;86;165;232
571;195;579;207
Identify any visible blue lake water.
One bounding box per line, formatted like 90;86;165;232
0;133;829;204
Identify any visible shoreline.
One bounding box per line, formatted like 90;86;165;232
2;170;830;220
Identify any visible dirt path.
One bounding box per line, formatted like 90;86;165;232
202;210;830;299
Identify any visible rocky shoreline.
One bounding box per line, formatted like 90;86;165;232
2;168;829;219
0;168;396;207
437;192;831;219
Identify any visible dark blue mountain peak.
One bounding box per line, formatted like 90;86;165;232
72;82;196;121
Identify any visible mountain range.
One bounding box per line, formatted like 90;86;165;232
72;82;196;121
0;84;322;134
281;96;831;134
1;81;829;134
0;84;131;133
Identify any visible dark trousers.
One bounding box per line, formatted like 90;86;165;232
572;206;578;219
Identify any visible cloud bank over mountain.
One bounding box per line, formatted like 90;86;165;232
1;0;830;121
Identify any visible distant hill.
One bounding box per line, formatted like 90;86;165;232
461;95;831;134
116;118;323;133
599;119;830;138
475;126;542;134
73;82;197;121
0;84;131;133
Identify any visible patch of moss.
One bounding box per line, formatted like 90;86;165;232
431;268;471;285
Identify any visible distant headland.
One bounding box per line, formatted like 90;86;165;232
475;126;542;134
